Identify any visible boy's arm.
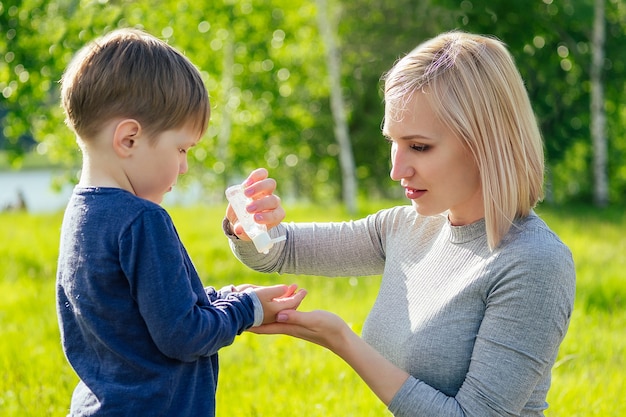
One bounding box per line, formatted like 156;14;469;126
122;209;257;361
209;282;307;328
207;285;264;327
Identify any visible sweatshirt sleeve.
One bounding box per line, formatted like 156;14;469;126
225;211;392;278
210;285;264;327
121;208;256;362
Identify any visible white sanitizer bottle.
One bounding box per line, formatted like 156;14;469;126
225;184;286;254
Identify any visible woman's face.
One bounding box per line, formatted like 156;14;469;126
383;92;484;226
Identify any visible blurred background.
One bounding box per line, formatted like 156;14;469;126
1;0;625;213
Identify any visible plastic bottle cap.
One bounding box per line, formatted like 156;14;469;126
252;232;286;254
252;233;273;254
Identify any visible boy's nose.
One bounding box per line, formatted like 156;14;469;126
179;159;189;175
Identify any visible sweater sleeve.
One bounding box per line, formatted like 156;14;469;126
226;210;392;277
122;209;256;362
388;231;576;417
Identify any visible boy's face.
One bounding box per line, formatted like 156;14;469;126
126;124;200;204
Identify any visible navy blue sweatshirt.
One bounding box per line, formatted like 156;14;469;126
57;187;256;416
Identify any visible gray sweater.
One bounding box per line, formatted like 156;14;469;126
228;206;576;416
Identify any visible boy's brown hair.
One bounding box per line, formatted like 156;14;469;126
61;28;209;141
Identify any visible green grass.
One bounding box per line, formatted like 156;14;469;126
0;201;624;416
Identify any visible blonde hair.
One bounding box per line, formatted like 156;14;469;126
383;31;544;250
61;28;209;141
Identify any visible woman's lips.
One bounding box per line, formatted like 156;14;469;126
405;187;426;199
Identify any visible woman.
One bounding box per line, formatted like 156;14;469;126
224;31;575;416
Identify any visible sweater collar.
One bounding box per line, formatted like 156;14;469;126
447;217;487;244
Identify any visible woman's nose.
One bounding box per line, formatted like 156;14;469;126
389;146;412;181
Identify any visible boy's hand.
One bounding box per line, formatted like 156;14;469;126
225;168;286;240
250;284;307;325
233;284;256;292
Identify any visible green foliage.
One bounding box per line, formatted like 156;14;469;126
1;0;626;201
1;203;625;415
440;0;626;204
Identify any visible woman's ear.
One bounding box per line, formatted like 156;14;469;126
112;119;142;158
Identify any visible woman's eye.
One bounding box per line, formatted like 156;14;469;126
411;144;429;152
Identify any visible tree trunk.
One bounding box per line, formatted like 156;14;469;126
590;0;608;207
315;0;358;213
218;31;234;190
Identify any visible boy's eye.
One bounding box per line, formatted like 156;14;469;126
179;148;187;154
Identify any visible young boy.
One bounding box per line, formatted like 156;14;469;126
56;28;306;416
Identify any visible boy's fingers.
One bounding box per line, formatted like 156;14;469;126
270;284;301;299
255;284;293;300
283;284;298;297
287;289;307;306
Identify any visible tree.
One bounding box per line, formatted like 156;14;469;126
590;0;608;207
1;0;625;205
604;0;626;203
336;0;452;199
437;0;605;203
315;0;357;213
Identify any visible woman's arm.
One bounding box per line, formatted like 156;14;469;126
224;168;390;277
250;309;410;405
251;231;576;417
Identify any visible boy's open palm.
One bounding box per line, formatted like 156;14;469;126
251;284;307;325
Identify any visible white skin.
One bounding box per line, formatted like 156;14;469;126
385;92;484;225
78;118;306;320
228;91;485;405
78;118;197;205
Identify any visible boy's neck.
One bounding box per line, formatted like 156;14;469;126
78;152;129;191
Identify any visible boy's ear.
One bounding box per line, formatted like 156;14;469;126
112;119;142;157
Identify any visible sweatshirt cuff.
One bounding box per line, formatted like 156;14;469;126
222;217;239;240
218;285;263;327
242;288;263;327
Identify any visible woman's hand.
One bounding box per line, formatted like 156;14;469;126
250;309;411;405
225;168;286;240
249;309;350;352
